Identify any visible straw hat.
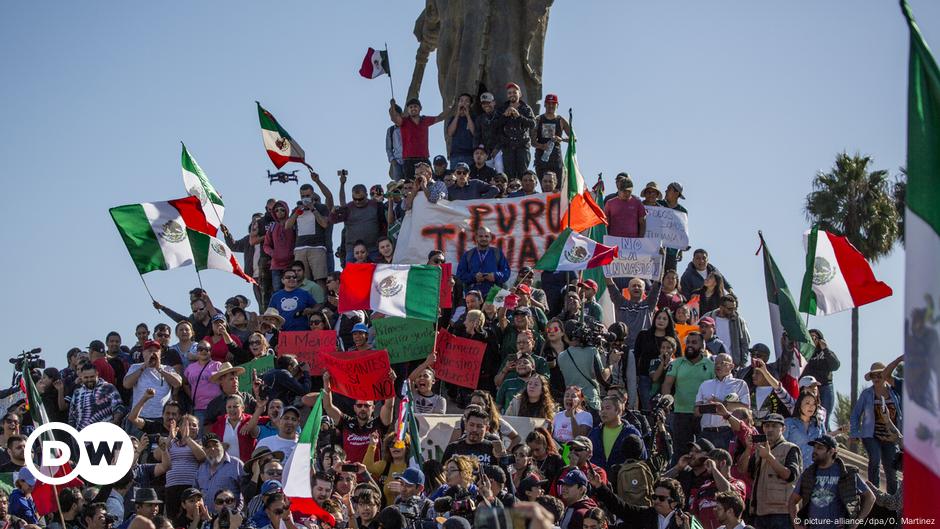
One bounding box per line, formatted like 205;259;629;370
210;362;246;383
864;362;886;381
259;308;285;329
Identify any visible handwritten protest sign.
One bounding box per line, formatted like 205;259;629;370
433;329;486;389
237;355;275;391
321;349;394;400
373;317;436;364
278;330;337;375
644;206;689;249
602;236;664;280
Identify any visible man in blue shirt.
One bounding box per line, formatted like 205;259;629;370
456;227;510;297
268;271;317;331
9;468;38;524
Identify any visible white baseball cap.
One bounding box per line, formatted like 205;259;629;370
799;375;820;388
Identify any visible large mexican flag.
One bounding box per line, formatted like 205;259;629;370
901;0;940;521
181;143;225;230
109;196;216;274
257;101;306;169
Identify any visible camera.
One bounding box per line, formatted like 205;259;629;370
498;455;516;466
104;513;119;529
10;348;44;372
566;318;616;349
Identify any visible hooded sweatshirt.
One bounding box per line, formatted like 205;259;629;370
263;201;296;271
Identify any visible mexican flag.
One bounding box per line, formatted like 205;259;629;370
187;228;255;284
534;227;618;271
181;143;224;230
338;264;441;321
257;101;306;169
110;196;216;274
901;0;940;521
798;225;892;315
759;232;815;398
485;287;512;308
283;393;334;523
359;47;390;79
559;121;606;232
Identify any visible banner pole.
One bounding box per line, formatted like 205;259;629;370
385;43;395;101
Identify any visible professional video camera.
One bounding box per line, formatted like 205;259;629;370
10;348;44;372
433;487;476;519
565;318;617;349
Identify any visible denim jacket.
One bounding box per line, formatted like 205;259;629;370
850;385;901;439
784;416;826;469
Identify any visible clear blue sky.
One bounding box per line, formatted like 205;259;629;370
2;1;935;406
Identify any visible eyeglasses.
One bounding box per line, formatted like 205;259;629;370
283;275;297;281
431;259;445;265
454;171;468;175
155;332;170;338
651;494;671;503
215;497;236;505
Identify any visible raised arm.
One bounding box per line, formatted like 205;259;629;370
389;99;403;126
338;172;348;207
127;388;154;430
321;374;344;423
310;171;335;210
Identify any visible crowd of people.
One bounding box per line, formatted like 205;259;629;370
1;83;906;529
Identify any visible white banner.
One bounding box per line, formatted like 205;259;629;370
602;236;664;280
644;206;689;249
393;193;564;270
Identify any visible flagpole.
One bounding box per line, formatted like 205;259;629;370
385;43;395;101
567;108;573;231
136;272;158;309
196;269;204;289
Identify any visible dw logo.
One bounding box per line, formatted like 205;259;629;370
25;422;134;485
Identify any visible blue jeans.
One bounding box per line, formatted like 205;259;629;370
819;383;835;430
700;426;735;450
637;375;653;411
449;154;474;170
390;160;404;181
271;269;285;292
863;437;899;494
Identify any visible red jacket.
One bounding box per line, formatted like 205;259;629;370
210;413;257;463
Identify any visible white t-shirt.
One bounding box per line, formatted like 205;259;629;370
126;363;173;419
257;434;299;462
551;410;593;443
714;316;732;353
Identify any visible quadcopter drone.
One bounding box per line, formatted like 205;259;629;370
268;170;299;185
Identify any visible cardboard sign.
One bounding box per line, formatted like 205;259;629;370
321;349;395;400
277;330;338;375
433;329;486;389
644;206;690;249
373;317;437;364
237;355;275;391
602;236;664;280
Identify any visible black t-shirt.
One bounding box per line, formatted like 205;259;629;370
0;461;22;472
339;413;388;464
469;164;497;184
440;439;497;466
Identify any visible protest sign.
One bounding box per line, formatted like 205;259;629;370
237;355;275;391
394;193;564;270
433;329;485;389
373;317;437;364
644;206;689;249
321;349;394;400
277;330;337;375
602;236;664;280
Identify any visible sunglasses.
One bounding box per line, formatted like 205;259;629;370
215;497;235;505
431;259;444;265
651;494;671;503
196;346;210;352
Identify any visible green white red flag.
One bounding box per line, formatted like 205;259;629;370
759;232;815;398
534;227;618;271
181;143;225;230
338;264;441;322
110;197;216;274
257;102;306;169
798;225;892;315
359;47;390;79
901;0;940;521
283;392;334;523
186;228;255;284
559;121;606;232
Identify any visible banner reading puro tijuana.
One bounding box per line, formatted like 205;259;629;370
393;193;564;270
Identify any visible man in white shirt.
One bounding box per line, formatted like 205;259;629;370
255;406;300;462
123;341;182;420
696;353;750;448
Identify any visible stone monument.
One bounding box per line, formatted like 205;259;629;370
407;0;554;112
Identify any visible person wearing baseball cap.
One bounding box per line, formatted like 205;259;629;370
350;322;371;351
475;94;500;164
605;171;646;240
176;488;207;529
389;92;451;180
533;93;569;179
495;81;536;180
558;469;596;528
469;143;497;183
10;467;38;524
792;434;875;526
447;160;499;201
745;412;801;525
576;279;603;321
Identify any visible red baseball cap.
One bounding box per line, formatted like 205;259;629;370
578;279;598;291
505;82;521;91
545;94;558;104
142;340;162;351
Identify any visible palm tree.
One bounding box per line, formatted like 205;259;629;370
804;152;900;412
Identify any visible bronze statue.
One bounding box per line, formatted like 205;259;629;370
408;0;554;112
